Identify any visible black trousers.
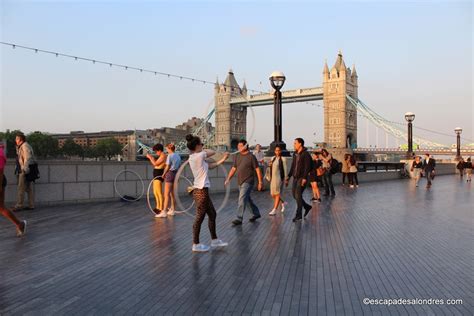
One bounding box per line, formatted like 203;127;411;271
348;172;359;185
323;173;335;195
192;188;217;244
292;179;311;218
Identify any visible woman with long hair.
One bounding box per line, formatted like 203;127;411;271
146;143;167;214
268;145;288;215
186;134;229;252
348;154;359;188
156;143;181;218
309;151;322;203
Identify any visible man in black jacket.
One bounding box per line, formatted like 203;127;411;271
422;153;436;188
286;138;312;222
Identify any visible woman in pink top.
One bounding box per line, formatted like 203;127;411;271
0;143;27;237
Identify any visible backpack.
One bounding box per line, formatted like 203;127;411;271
25;163;40;182
330;158;341;174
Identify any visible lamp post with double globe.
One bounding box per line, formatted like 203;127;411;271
404;112;415;158
267;71;289;156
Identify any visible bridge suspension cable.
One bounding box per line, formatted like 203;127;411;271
346;95;447;148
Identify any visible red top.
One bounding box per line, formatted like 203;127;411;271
0;148;6;170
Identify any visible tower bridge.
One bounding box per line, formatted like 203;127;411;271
215;51;358;150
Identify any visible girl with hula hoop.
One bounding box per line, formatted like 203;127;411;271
156;143;181;218
185;134;229;252
146;143;167;215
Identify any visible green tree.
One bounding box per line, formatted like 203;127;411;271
96;138;123;160
83;145;99;160
27;131;59;159
0;130;24;158
61;139;84;158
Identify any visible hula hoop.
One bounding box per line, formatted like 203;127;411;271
173;157;231;215
146;175;195;216
114;169;145;202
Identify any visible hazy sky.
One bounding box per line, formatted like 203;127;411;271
1;0;472;147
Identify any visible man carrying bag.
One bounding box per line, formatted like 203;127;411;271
12;133;38;211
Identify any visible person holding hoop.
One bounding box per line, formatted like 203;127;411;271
186;134;229;252
156;144;181;218
146;143;167;214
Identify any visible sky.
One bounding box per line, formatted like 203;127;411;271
0;0;472;148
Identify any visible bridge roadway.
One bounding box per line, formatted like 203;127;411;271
0;176;472;315
230;87;323;107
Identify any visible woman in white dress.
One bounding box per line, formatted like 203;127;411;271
268;145;288;215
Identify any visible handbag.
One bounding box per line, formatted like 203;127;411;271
264;166;271;182
316;168;325;177
25;163;40;182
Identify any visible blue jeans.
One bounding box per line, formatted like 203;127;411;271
237;182;260;220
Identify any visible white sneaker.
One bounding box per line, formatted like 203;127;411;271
281;202;287;213
155;212;168;218
269;209;277;216
350;185;355;188
167;209;176;216
211;239;228;248
192;244;210;252
16;220;27;237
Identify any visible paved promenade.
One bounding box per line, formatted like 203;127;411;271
0;176;472;315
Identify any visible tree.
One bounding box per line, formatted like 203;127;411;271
61;139;84;158
83;145;99;160
0;130;24;158
27;132;59;159
96;138;123;160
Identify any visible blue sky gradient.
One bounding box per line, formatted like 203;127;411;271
1;0;472;147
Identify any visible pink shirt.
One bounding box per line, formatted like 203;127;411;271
0;148;6;170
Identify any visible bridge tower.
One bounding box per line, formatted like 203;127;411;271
323;51;358;149
214;70;247;150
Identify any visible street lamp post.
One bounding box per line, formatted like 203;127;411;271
455;127;462;160
266;71;289;156
404;112;415;159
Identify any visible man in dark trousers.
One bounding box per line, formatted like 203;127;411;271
422;153;436;188
286;138;312;222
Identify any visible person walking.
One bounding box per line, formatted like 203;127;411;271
185;134;229;252
253;144;265;190
156;143;181;218
341;154;350;186
286;138;312;222
457;158;465;179
422;153;436;188
0;143;27;237
348;155;359;188
465;157;472;182
267;145;288;216
12;133;36;211
225;140;263;225
411;156;423;187
146;143;167;214
309;151;322;203
321;149;336;196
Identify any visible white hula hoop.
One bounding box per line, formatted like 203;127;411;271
146;175;195;216
114;169;145;202
173;158;231;215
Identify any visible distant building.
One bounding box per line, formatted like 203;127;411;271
51;117;215;160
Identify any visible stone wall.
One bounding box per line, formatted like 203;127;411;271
2;160;456;206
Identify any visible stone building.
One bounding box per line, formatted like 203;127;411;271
323;51;358;149
214;70;248;150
